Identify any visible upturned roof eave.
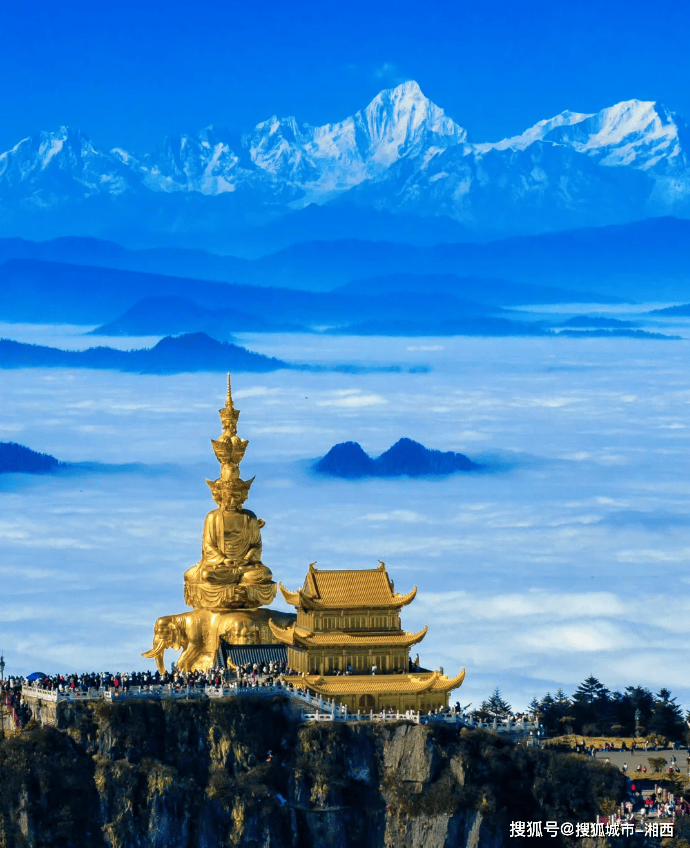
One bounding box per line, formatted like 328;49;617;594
429;668;466;692
284;671;442;695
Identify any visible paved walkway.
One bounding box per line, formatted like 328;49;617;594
574;747;690;775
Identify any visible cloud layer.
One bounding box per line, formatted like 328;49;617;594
2;329;690;711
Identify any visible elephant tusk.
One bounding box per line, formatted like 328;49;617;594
142;638;166;658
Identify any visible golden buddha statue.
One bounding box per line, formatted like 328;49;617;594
143;375;285;673
182;473;276;610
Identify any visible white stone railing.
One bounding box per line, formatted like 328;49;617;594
300;710;542;732
20;684;542;733
455;715;542;733
23;680;348;717
23;686;102;702
301;709;472;726
302;709;422;724
23;679;301;702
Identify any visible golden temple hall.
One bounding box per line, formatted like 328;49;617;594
270;563;465;713
143;376;465;714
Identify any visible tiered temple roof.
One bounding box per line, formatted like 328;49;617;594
268;622;428;647
278;561;417;610
272;561;465;711
285;669;466;697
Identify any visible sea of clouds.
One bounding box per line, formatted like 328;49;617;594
2;323;690;713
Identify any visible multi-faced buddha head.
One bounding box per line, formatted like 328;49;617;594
206;476;254;511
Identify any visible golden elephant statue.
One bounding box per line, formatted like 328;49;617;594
142;608;295;673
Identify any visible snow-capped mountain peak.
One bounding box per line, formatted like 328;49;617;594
0;126;136;197
242;80;467;198
135;125;246;195
361;80;466;165
481;99;688;176
561;100;686;172
0;85;689;237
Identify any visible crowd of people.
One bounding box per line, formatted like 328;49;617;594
0;677;31;730
619;783;690;826
6;660;295;695
0;660;306;728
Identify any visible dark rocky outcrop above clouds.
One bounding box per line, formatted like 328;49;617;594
0;442;60;474
314;438;479;478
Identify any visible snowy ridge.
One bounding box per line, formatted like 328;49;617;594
0;83;688;235
137;127;244;195
0;126;136;202
242;80;467;200
481;100;689;176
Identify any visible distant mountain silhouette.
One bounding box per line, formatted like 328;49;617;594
243;217;690;300
313;442;377;477
314;438;478;478
92;291;547;338
0;258;545;337
0;258;245;324
0;256;621;340
0;442;60;473
330;316;550;336
2;217;690;302
0;332;287;374
89;296;277;336
335;274;622;306
556;329;680;339
648;303;690;316
558;315;639;328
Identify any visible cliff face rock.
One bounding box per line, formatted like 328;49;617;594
0;697;626;848
380;723;446;791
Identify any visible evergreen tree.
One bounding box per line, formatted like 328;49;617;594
554;689;572;710
477;688;512;720
624;686;655;734
648;689;686;740
538;693;561;735
608;690;635;736
572;676;611;734
573;676;609;705
528;697;541;717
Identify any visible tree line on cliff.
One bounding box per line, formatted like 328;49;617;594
475;676;689;742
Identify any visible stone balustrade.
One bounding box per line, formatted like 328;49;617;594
20;682;542;734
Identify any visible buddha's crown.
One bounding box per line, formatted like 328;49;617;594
211;435;248;467
206;475;255;506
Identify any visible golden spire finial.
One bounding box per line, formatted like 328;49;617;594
219;373;240;437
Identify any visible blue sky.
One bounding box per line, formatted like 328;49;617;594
2;0;689;153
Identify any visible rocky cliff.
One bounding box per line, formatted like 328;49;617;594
0;697;629;848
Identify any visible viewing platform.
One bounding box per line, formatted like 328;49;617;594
21;680;542;738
